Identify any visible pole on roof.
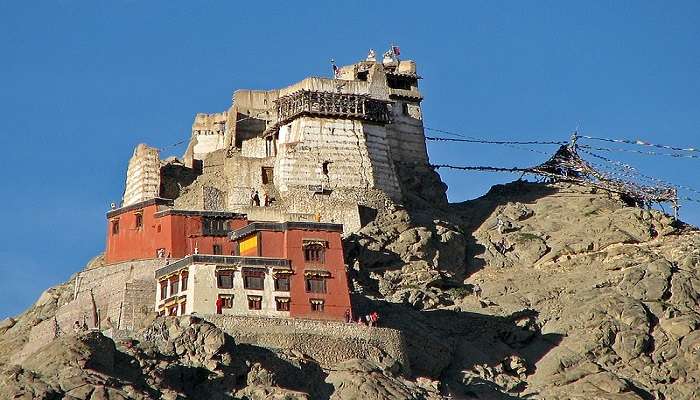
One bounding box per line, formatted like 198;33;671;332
569;130;579;150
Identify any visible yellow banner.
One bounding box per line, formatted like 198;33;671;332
239;235;258;255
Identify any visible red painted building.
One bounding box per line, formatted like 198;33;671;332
230;222;352;320
106;199;353;321
105;198;247;264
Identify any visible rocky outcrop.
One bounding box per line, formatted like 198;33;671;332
5;179;700;399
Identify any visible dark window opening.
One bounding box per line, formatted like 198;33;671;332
322;161;331;176
179;301;186;314
219;294;233;309
386;75;416;90
135;213;143;229
169;278;179;295
243;269;265;290
203;218;228;236
159;281;168;300
402;103;409;115
112;220;119;235
310;299;325;312
181;272;188;291
274;276;290;291
217;271;234;289
305;277;327;294
213;244;222;255
276;297;290;311
262;167;274;184
304;244;326;263
357;70;369;81
248;296;262;310
157;224;162;233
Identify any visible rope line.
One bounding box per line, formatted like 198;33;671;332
431;164;530;173
578;144;700;160
426;136;567;146
580;135;700;153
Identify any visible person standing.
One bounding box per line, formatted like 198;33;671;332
215;297;223;315
253;190;261;207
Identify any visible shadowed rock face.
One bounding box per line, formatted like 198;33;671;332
3;179;700;399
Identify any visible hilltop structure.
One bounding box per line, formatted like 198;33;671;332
119;48;437;232
104;48;434;322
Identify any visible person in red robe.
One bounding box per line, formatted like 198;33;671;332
215;297;223;314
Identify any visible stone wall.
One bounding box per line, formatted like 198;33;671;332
386;100;428;164
122;144;161;207
274;117;401;201
18;260;163;362
241;136;268;158
203;315;410;374
183;112;228;165
203;186;226;210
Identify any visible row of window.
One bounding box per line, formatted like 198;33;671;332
217;294;324;312
159;269;330;301
111;216;230;236
216;270;327;293
159;272;188;300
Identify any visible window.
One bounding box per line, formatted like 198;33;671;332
203;218;227;236
169;278;179;295
276;297;290;311
402;102;409;115
160;280;168;300
305;277;327;294
157;224;162;233
217;271;234;289
310;299;325;312
213;244;222;255
322;161;331;176
357;70;369;81
111;220;119;235
261;167;274;184
248;296;262;310
219;294;233;309
265;137;276;157
135;213;143;229
181;272;188;291
386;75;415;90
179;301;186;315
274;276;290;291
304;244;326;263
168;305;178;316
243;269;265;290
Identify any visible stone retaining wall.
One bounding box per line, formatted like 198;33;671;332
18;260;162;363
203;315;410;374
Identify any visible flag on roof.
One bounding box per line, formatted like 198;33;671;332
392;45;401;56
331;59;340;78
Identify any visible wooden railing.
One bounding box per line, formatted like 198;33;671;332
276;90;390;124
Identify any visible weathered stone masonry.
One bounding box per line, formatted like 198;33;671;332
204;314;411;374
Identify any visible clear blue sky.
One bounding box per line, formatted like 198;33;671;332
1;1;698;319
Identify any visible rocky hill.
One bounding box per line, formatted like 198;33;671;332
3;178;700;399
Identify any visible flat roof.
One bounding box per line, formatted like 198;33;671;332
153;209;247;219
106;198;173;219
230;221;344;241
155;254;290;279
